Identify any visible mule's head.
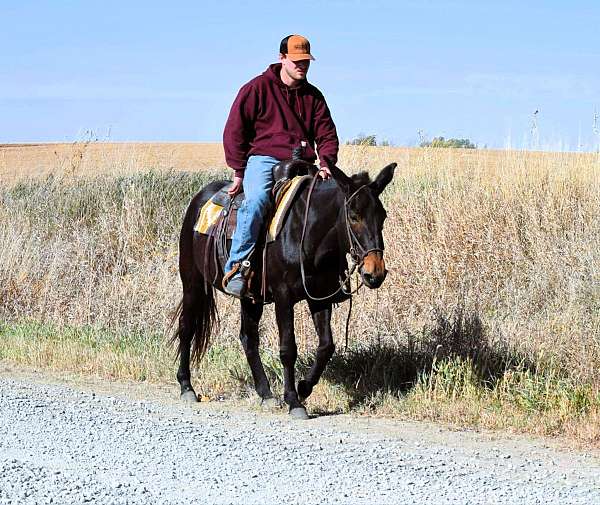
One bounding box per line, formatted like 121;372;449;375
325;160;396;289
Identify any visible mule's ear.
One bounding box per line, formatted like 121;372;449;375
370;162;397;196
322;156;352;193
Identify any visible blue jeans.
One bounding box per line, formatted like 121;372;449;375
224;155;279;274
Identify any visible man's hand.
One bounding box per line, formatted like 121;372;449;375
318;166;332;180
228;176;243;196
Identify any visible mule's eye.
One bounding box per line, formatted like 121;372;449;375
348;211;360;223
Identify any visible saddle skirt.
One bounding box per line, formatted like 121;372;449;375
194;175;311;242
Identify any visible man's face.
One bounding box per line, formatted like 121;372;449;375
279;55;311;81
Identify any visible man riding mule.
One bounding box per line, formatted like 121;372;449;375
172;35;397;419
221;34;339;297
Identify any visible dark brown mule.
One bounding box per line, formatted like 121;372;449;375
172;160;396;419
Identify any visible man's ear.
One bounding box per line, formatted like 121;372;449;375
322;156;352;193
369;163;397;196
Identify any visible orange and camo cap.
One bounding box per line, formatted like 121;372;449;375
280;34;315;61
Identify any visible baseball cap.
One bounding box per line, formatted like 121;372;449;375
280;34;315;61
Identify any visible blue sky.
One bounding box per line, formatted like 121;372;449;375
1;0;599;150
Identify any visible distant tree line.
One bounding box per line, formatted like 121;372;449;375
347;133;477;149
346;134;391;147
420;136;476;149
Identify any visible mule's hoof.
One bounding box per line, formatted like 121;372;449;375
181;390;199;403
260;397;281;410
289;407;310;420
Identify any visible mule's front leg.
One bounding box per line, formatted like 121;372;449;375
274;300;309;420
240;299;278;408
298;301;335;401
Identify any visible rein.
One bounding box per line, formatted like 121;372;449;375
298;172;383;302
298;171;384;351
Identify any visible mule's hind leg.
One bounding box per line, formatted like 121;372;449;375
298;301;335;402
175;284;202;402
239;299;277;407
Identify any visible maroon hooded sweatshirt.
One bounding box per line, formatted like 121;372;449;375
223;63;339;178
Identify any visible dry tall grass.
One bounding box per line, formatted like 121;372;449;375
1;143;599;443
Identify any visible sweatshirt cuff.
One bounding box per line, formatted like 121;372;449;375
233;168;245;178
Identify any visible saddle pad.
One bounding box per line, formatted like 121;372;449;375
266;175;310;242
193;175;310;241
194;200;224;235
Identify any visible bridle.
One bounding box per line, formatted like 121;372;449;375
343;183;385;266
299;171;384;302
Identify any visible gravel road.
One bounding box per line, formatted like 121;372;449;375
0;370;599;505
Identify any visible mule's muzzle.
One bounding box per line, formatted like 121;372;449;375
360;251;387;289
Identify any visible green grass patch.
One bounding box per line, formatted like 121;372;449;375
2;317;599;443
0;319;281;398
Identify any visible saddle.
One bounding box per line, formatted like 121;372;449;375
193;159;316;300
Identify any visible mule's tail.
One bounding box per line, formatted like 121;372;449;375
170;281;218;364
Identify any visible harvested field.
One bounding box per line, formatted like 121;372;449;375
0;142;226;183
4;141;595;182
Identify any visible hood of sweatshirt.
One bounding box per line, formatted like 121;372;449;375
263;63;308;120
264;63;308;91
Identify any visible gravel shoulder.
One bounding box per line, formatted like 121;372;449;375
1;364;599;505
